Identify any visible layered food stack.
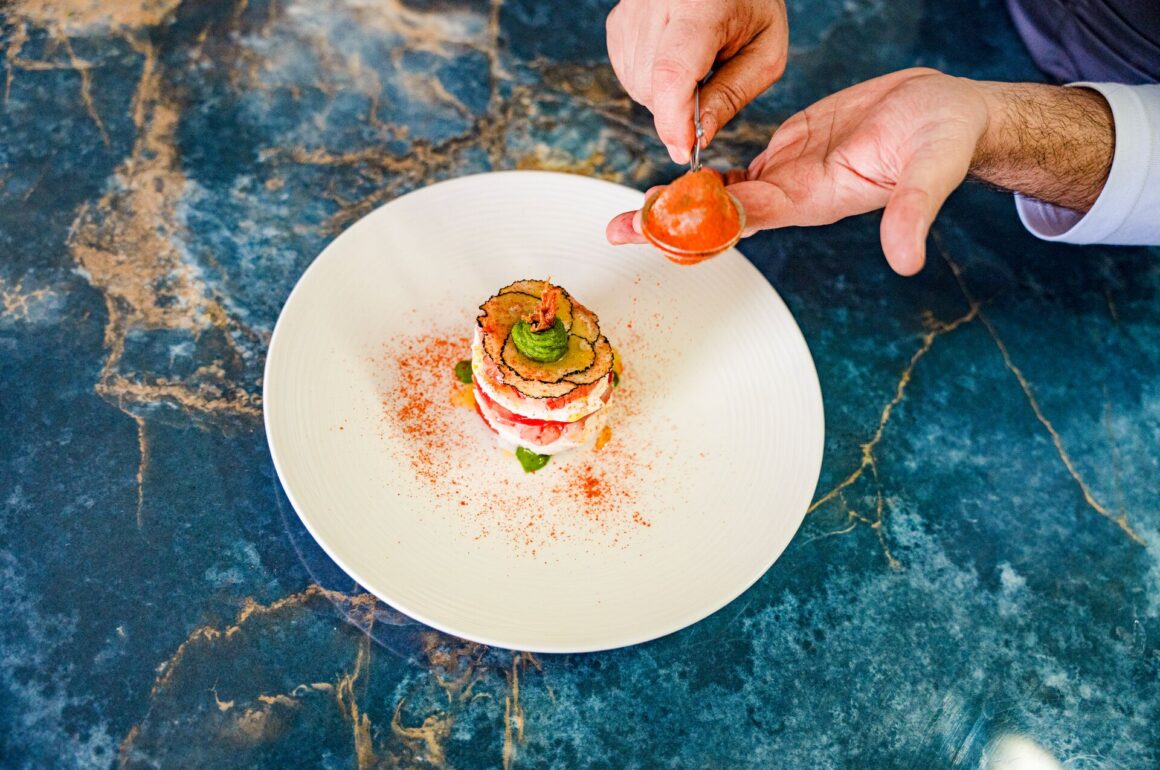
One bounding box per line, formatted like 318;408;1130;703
472;279;617;456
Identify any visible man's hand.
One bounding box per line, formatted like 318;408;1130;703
608;68;1115;275
606;0;788;164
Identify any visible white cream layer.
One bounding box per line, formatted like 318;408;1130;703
476;388;609;455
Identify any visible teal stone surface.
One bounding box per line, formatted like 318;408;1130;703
1;1;1158;768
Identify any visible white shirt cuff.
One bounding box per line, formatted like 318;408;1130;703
1015;82;1160;245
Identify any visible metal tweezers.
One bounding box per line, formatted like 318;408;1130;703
690;82;704;172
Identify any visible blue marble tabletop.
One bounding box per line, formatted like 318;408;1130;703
2;1;1158;767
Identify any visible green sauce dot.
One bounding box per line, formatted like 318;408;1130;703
516;446;551;473
454;359;473;384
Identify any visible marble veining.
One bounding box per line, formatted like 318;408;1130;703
1;0;1157;768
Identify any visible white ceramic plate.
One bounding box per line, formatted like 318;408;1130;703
265;171;823;652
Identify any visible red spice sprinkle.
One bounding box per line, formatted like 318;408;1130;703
380;327;669;557
577;465;607;501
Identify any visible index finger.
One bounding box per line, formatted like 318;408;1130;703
650;15;719;164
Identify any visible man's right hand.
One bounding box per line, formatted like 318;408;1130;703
606;0;788;164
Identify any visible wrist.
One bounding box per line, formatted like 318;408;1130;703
969;80;1013;176
967;81;1114;212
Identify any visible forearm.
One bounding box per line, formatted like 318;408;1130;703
968;81;1114;213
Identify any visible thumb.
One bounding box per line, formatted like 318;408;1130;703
699;43;786;145
880;143;971;275
725;179;805;235
651;15;718;164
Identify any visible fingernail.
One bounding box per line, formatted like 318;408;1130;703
632;210;643;234
668;144;689;165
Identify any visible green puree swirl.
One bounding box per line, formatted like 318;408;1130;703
511;318;568;363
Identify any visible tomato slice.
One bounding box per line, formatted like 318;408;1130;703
473;397;498;434
475;382;570;429
529;421;564;445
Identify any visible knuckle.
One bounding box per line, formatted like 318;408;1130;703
763;54;787;83
904;66;943;80
714;78;748;115
651;57;693;93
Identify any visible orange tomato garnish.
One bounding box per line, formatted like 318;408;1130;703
450;383;476;410
594;425;612;451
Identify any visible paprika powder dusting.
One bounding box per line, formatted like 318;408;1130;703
380;326;659;557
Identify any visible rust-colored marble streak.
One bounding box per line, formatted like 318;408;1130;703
808;233;1145;567
4;0;183;139
254;0;638;237
5;5;107;142
503;652;539;770
516;148;623;182
386;634;491;766
7;0;261;537
0;278;53;321
934;234;1145;545
65;32;262;421
336;640;378;770
391;698;451;767
7;0;181;32
118;585;379;767
120;582;541;770
806;301;980;569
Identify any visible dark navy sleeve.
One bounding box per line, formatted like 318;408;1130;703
1006;0;1160;84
